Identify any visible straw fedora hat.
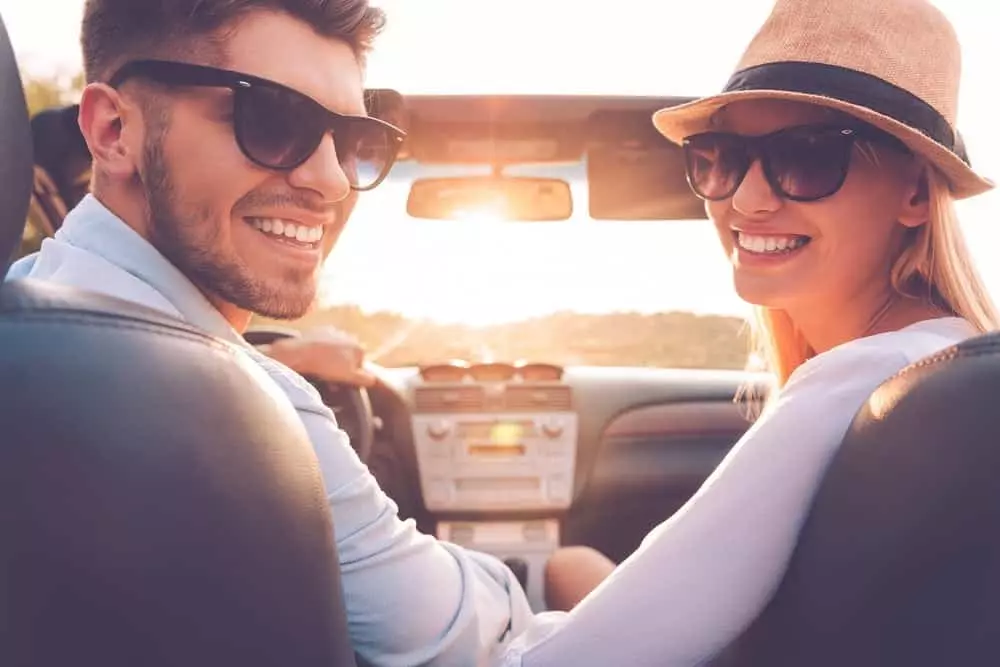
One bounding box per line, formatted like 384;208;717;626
652;0;992;199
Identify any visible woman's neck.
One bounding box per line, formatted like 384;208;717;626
788;288;950;356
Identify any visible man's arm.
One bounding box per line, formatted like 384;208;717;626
262;352;531;666
254;325;376;388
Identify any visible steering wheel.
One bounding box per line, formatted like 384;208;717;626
243;327;375;463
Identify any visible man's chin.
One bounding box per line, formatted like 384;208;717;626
244;285;318;321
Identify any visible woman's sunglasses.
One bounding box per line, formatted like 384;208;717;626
108;59;407;191
682;123;911;202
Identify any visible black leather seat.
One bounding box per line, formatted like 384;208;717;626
710;337;1000;665
0;14;356;667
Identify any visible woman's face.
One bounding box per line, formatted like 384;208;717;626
700;99;927;315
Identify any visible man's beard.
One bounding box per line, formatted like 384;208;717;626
139;137;318;320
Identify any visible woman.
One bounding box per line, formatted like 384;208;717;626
507;0;998;664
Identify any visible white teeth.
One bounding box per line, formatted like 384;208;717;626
737;232;808;254
246;218;324;245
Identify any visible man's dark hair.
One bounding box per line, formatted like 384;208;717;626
81;0;386;83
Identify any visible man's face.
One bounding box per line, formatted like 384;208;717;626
134;10;366;319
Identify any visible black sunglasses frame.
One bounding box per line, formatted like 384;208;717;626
681;122;911;203
107;59;407;191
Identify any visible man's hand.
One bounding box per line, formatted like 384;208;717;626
257;326;377;388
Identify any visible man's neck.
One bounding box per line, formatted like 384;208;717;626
207;295;253;334
92;188;152;240
92;188;253;334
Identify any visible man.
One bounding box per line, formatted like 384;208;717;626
26;102;373;386
7;1;531;664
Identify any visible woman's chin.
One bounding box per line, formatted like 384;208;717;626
733;278;796;311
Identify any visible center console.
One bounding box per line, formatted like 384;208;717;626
410;362;578;610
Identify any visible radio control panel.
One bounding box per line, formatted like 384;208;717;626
412;410;578;512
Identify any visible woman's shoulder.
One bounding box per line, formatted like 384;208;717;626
748;318;978;447
785;317;978;396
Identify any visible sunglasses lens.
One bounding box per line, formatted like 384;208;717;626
334;118;399;190
766;128;853;201
235;86;325;169
684;133;750;200
235;87;398;189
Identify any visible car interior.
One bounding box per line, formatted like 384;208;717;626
5;7;1000;665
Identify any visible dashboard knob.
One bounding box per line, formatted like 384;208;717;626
427;421;452;440
541;419;564;438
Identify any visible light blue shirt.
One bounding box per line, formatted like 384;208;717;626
8;194;532;667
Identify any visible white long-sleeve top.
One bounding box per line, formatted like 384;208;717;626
499;316;977;667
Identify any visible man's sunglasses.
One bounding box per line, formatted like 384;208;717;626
681;123;911;202
108;59;406;191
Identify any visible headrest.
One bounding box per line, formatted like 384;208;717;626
0;12;34;279
31;103;91;215
30;104;87;170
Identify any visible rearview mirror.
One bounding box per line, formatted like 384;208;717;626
406;176;573;222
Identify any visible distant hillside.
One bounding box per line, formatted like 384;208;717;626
254;307;751;370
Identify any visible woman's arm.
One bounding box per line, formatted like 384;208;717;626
501;346;912;667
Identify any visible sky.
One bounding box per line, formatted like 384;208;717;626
2;0;998;324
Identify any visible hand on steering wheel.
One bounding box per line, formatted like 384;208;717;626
255;326;377;388
244;326;376;462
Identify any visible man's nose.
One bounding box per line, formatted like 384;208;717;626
730;159;782;216
287;133;352;203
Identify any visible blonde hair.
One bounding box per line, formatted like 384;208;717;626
748;167;1000;389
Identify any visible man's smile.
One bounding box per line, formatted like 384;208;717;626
245;216;325;249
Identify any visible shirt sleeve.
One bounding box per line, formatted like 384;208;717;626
296;399;533;667
497;345;913;667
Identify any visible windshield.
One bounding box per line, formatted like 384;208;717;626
306;168;753;369
303;0;1000;369
8;0;999;369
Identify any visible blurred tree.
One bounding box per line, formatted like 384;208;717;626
21;71;83;117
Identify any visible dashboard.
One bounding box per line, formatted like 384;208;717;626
410;361;578;513
404;361;577;609
371;361;763;611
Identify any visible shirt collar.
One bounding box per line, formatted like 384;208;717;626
57;194;248;347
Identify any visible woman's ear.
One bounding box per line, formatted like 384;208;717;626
898;166;930;229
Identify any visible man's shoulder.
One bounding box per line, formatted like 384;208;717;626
8;237;183;319
243;346;332;417
6;251;38;280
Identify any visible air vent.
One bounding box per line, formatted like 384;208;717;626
414;385;486;413
504;385;572;411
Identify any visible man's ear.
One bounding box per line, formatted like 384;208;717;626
898;165;931;229
77;83;141;182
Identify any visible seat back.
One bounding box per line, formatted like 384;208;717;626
0;11;31;277
0;12;356;666
29;164;67;236
711;333;1000;666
